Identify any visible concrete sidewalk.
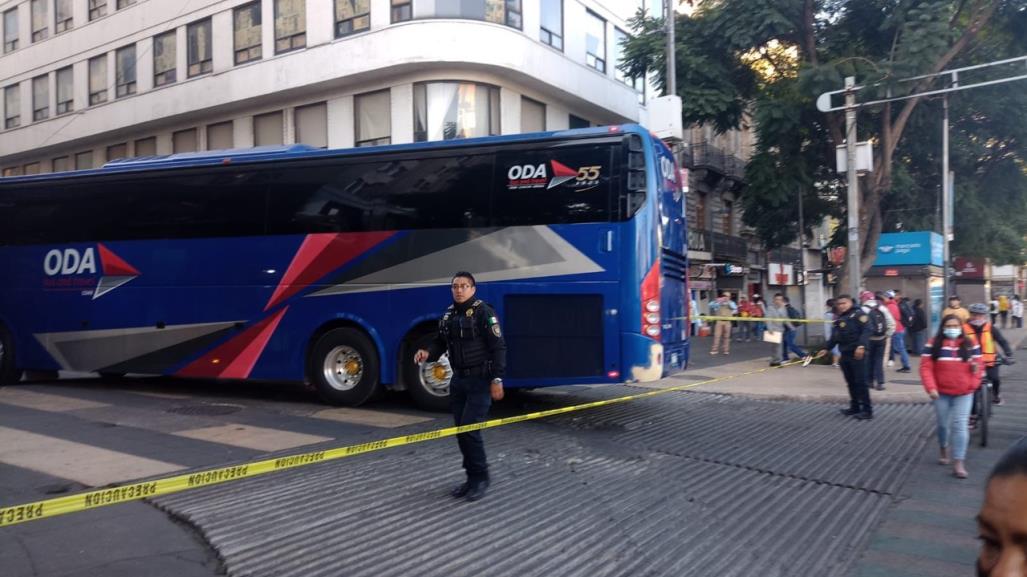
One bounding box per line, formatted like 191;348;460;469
667;326;1027;405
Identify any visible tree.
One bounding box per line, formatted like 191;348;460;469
621;0;1027;279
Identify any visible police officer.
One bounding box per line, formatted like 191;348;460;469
414;271;506;502
817;294;873;419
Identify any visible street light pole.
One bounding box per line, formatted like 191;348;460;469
844;76;861;297
797;185;807;344
941;72;957;299
665;0;676;97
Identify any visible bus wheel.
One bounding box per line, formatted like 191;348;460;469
0;326;23;386
310;328;380;406
403;332;451;412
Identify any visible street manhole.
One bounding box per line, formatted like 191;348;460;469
167;403;244;416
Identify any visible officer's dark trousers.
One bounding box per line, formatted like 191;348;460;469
449;375;492;482
840;354;872;414
865;339;886;385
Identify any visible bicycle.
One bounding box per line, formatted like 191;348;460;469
972;375;992;447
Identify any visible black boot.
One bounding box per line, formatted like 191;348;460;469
840;407;860;416
465;479;490;502
450;482;470;498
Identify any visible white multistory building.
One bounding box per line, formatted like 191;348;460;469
0;0;662;175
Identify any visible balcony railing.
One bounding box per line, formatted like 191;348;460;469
711;231;748;261
689;142;746;179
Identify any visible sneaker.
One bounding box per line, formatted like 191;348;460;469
896;367;911;373
887;360;895;367
710;351;719;355
450;482;471;498
854;412;874;420
832;363;840;368
874;384;886;391
993;395;1004;405
770;360;782;367
840;408;860;416
802;355;814;367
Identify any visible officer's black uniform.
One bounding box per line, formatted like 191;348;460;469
427;298;506;493
824;307;873;418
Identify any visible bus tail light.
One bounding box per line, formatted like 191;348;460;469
641;260;660;340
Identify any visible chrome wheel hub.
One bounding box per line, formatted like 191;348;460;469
322;346;364;391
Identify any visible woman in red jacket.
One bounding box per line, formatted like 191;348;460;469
920;314;984;479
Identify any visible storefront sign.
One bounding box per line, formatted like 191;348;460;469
769;263;795;286
874;232;943;266
884;269;899;277
953;257;987;279
722;264;747;276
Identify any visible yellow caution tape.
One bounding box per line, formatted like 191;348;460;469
0;360;804;527
696;315;829;324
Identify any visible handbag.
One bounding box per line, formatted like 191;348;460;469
763;330;782;344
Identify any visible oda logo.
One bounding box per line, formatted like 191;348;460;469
506;160;602;191
42;244;140;299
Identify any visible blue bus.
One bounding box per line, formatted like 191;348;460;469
0;125;688;410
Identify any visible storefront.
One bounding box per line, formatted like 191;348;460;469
867;231;945;331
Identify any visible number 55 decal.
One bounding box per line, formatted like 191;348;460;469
577;166;601;181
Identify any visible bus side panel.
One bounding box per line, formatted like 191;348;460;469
653;137;689;373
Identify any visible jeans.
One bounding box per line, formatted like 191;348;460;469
933;393;974;461
1015;316;1023;329
449;375;492;481
840;354;871;414
754;321;766;341
781;328;807;360
911;330;927;356
866;339;886;385
738;321;754;341
890;332;910;369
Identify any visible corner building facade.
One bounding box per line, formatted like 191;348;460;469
0;0;658;173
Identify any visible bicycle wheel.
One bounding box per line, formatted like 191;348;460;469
979;381;990;447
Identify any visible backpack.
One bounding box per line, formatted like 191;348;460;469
786;304;801;319
899;301;915;328
866;306;887;337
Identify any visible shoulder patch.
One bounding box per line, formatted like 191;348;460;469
491;324;502;338
859;315;869;323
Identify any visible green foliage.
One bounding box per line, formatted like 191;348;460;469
620;0;1026;261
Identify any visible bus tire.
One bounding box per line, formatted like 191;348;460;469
0;325;23;386
403;332;451;412
309;328;380;406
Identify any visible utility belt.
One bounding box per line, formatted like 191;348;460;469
452;363;492;378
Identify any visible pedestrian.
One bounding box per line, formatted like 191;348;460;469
1013;295;1024;329
765;294;790;366
966;303;1015;406
824;299;841;367
780;295;809;362
895;290;916;352
817;294;872;419
943;295;971;324
690;295;702;337
736;295;757;342
976;439;1027;576
990;297;999;326
998;294;1010;329
709;291;737;355
920;314;984;479
909;298;929;356
860;290;894;391
884;290;911;373
414;271;506;502
751;294;767;341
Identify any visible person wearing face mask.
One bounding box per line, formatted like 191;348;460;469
920;315;984;479
966;303;1015;406
976;439;1027;577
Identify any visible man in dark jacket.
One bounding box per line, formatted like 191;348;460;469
819;294;873;419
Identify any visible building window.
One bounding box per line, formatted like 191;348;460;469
585;10;605;73
89;55;107;105
31;0;48;42
234;2;262;64
2;166;23;177
173;128;198;153
134;136;156;156
55;0;73;33
295;102;328;148
253;111;284;145
56;67;73;114
23;162;40;174
390;0;411;23
187;18;213;77
32;75;48;121
275;0;305;53
52;155;69;172
335;0;370;37
569;114;589;129
412;0;521;29
153;32;177;87
3;9;18;52
723;199;733;235
613;28;643;94
354;90;390;147
207;121;234;149
521;97;545;133
4;85;20;129
116;45;137;97
106;143;127;161
75;150;93;170
540;0;562;50
117;0;137;9
413;82;499;142
89;0;108;21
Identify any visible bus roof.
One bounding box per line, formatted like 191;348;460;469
1;124;655;184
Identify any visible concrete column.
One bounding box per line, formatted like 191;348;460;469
369;0;389;30
564;0;586;69
106;50;116;104
18;80;31;127
175;24;187;82
17;3;31;49
212;10;233;74
234;116;254;147
390;83;413;144
307;0;334;47
283;105;295;144
261;0;275;58
500;87;520;135
327;95;354;149
72;0;88;29
547;102;569;130
521;0;540;41
136;38;153;92
72;59;88;113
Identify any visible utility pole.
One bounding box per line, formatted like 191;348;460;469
665;0;676;96
797;185;807;344
844;76;861;297
942;72;957;299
